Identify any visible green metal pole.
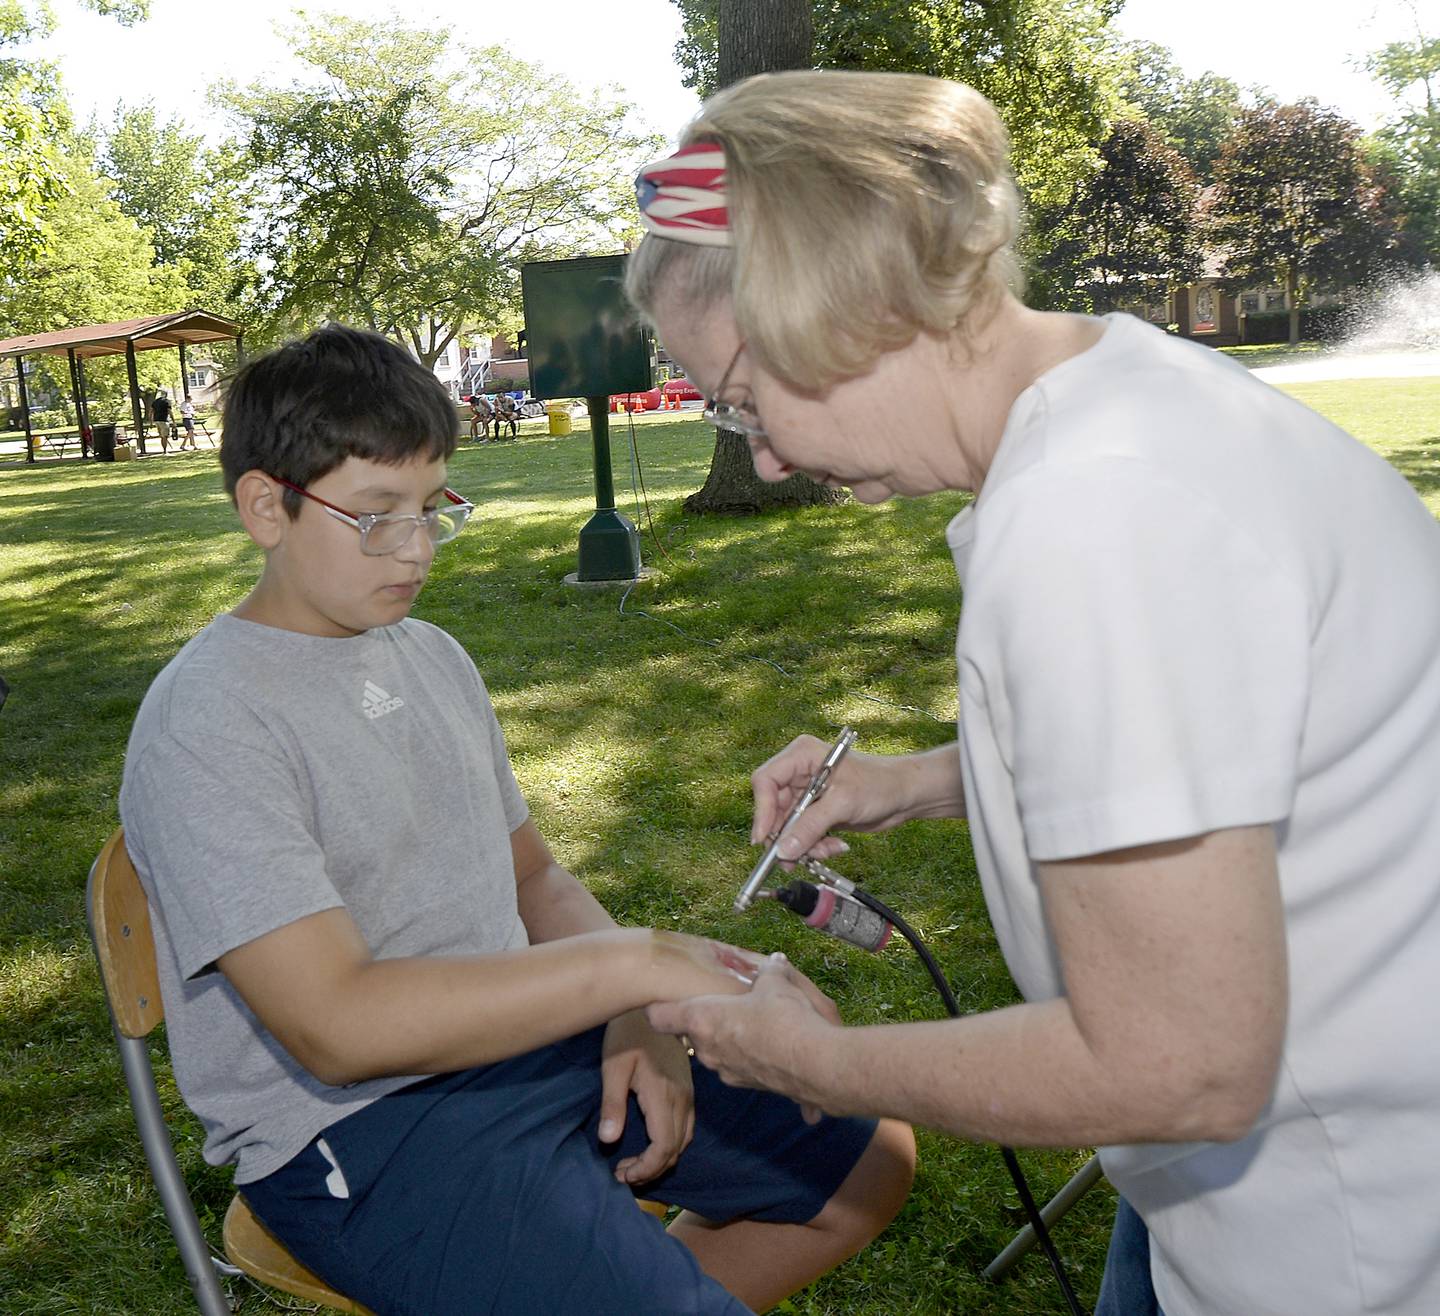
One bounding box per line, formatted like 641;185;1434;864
589;396;616;511
575;396;640;582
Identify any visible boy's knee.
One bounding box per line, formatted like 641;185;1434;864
863;1118;916;1227
815;1118;915;1248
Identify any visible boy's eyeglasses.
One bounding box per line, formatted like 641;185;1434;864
703;342;769;441
273;478;474;556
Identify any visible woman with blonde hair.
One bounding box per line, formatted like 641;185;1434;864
635;70;1440;1316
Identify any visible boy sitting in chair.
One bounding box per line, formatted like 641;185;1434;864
118;326;913;1316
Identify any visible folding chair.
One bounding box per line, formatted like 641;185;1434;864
87;828;669;1313
86;828;371;1314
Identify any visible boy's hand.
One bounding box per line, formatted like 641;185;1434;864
647;930;763;997
600;1008;696;1185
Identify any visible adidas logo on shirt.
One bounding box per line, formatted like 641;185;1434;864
362;679;405;720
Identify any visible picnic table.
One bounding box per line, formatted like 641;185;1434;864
38;428;85;458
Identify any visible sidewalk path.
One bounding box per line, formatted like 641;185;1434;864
1252;350;1440;384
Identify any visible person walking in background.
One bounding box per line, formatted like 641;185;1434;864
152;390;173;454
178;394;198;450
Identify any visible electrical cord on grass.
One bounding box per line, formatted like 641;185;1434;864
846;885;1088;1316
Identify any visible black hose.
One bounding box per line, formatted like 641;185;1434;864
848;886;1088;1316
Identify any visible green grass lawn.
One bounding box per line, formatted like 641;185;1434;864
1216;340;1335;370
3;377;1437;1314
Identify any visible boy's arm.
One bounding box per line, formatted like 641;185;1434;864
511;817;618;941
510;818;701;1184
216;892;757;1090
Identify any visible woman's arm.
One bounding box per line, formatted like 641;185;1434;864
651;824;1287;1147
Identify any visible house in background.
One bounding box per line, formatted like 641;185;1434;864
410;331;530;399
483;332;529;392
430;335;492;399
183;359;223;406
1126;256;1346;347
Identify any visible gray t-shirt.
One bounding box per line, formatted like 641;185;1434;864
119;613;529;1183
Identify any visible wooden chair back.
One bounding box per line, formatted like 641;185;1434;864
86;827;372;1315
88;828;164;1039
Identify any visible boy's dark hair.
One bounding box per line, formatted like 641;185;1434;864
220;325;458;516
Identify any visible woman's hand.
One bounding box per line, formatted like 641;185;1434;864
751;737;963;864
647;953;842;1122
599;1008;695;1184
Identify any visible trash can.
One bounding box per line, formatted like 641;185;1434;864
93;423;118;462
546;403;572;437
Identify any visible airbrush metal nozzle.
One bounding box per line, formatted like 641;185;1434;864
734;727;856;911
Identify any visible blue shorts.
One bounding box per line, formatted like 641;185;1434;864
243;1026;878;1315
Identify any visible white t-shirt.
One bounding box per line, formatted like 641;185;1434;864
947;314;1440;1315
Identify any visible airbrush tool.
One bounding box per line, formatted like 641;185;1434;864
733;725;857;912
732;726;1089;1316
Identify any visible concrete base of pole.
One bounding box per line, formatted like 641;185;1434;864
563;566;655;589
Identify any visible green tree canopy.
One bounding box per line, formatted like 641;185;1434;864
1115;40;1245;184
0;134;190;414
1363;33;1440;264
94;104;250;318
1209;100;1406;344
220;12;657;365
1035;117;1202;312
0;0;150;268
672;0;1125;220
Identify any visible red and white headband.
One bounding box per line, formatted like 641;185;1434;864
635;141;731;247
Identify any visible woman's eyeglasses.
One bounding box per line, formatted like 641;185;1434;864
702;342;769;442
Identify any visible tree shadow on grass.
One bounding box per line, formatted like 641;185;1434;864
1377;435;1440;498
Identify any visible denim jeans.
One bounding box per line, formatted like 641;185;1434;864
1095;1196;1164;1316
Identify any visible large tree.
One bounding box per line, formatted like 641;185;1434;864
220;14;655;364
1363;32;1440;265
680;0;841;516
0;0;149;269
1114;40;1245;184
673;0;1124;225
1035;117;1202;313
96;104;250;318
1209;100;1406;345
0;137;190;416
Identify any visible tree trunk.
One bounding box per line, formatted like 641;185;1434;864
1286;265;1300;346
716;0;812;88
687;0;841;515
683;431;841;515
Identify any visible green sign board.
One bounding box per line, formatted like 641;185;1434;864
521;254;654;400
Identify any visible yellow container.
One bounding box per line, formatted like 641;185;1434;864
546;403;572;437
113;442;134;462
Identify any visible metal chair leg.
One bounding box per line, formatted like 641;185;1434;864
983;1154;1105;1281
